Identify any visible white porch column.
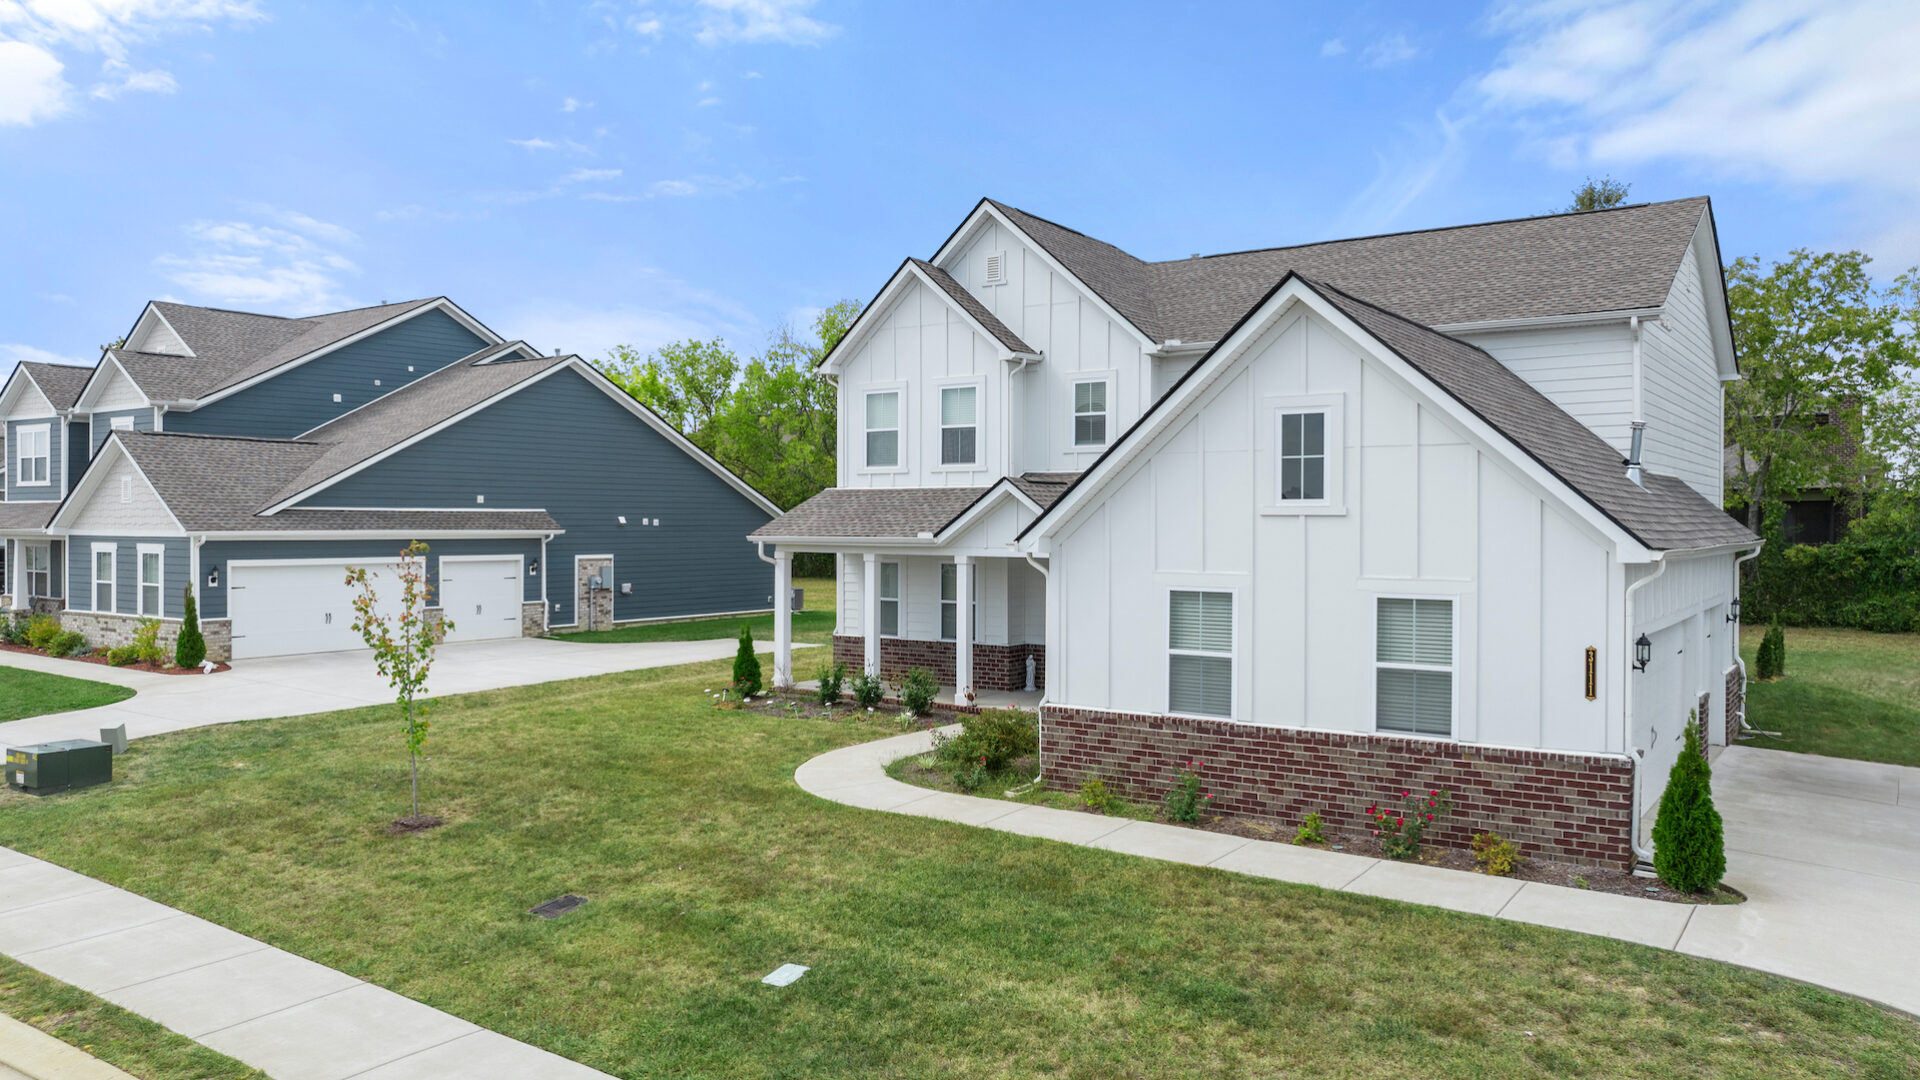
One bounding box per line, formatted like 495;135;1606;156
953;556;973;700
862;551;880;676
772;549;793;689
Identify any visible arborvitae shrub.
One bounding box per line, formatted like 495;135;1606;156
732;623;762;697
1651;718;1726;894
175;584;207;668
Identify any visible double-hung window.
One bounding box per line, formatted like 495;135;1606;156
1073;379;1109;447
93;543;116;613
1278;410;1327;502
1168;590;1233;717
138;545;163;616
939;562;978;642
865;391;900;469
23;544;51;598
1375;598;1455;736
940;386;977;466
15;424;49;486
878;561;901;637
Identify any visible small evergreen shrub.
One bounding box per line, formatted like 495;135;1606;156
132;618;166;666
175;584;206;669
898;667;939;716
47;629;88;657
1652;718;1726;894
849;669;886;709
1;612;28;645
1754;622;1785;679
1471;831;1524;876
732;624;762;697
815;661;845;705
1293;811;1328;846
1162;760;1211;823
1080;775;1115;812
26;614;59;652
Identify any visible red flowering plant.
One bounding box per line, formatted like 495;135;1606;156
1163;759;1214;823
1365;787;1454;860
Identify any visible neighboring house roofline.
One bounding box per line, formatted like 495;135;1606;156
47;431;188;535
814;256;1040;373
285;340;545;440
124;302;195;357
71;349;152;413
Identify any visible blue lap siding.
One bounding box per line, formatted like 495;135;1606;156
68;537;191;618
168;309;489;440
89;408;156;456
196;538;541;621
5;417;63;502
298;367;774;627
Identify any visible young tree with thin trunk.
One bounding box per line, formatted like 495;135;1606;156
346;541;449;823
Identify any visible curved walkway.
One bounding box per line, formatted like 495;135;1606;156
797;729;1920;1016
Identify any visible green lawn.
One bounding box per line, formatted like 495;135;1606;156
0;657;1913;1078
0;954;265;1079
1740;625;1920;768
0;665;136;722
554;576;837;645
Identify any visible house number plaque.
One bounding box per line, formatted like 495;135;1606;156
1584;647;1597;700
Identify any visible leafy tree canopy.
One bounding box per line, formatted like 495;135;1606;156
1568;176;1631;212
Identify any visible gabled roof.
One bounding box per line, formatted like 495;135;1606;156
817;258;1036;371
751;473;1077;542
980;197;1712;345
907;259;1034;354
0;361;93;416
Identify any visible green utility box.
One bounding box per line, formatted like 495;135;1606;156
5;740;113;796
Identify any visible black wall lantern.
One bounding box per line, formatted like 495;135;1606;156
528;560;540;576
207;567;220;589
1633;633;1653;672
1726;596;1740;624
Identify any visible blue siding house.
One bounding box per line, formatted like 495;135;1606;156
5;297;779;661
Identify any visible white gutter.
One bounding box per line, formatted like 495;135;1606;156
1433;306;1667;335
1623;553;1668;868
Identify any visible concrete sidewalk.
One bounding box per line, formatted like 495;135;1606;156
796;729;1919;1016
0;845;610;1080
0;1009;141;1080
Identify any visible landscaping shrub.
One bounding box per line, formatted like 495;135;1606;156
1754;621;1786;679
814;661;845;705
952;754;989;793
1471;831;1524;876
791;551;834;578
1080;775;1115;813
1652;718;1726;894
1740;497;1920;632
848;669;886;709
47;629;88;658
107;644;139;666
26;614;59;652
897;667;939;716
1293;811;1328;846
732;624;762;697
0;612;28;645
1162;759;1211;823
175;584;206;669
943;708;1037;770
1366;788;1453;859
132;618;166;667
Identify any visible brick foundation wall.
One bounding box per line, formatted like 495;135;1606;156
830;635;1046;692
1042;704;1637;868
45;610;234;664
522;601;547;637
1696;692;1711;755
1725;665;1745;745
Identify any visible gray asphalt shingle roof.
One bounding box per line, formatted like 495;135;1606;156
0;502;58;531
752;473;1079;540
16;362;93;410
908;258;1034;354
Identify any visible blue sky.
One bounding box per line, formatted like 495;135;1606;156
4;0;1918;380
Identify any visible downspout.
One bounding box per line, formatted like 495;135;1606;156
1626;316;1646;487
1623;553;1668;870
1006;353;1038;476
1005;550;1051;794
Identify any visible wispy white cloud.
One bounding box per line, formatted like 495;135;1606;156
500;271;760;361
510;136;556;150
1361;32;1418;67
154;209;358;312
645;174;756;197
694;0;836;46
628;12;662;37
561;96;583;112
697;96;721;106
561;167;622;183
0;342;88;382
1319;38;1346;57
0;0;260;125
1339;110;1466;233
509;135;593;153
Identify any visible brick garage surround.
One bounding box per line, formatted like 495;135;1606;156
1725;664;1745;745
1042;705;1637;868
831;635;1046;693
522;601;547;637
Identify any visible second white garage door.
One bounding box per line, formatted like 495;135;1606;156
438;556;524;643
229;560;396;660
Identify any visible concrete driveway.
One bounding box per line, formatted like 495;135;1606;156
1;636;808;747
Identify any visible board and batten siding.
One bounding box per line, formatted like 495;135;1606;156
168;309;489;440
197;538;541;621
1047;304;1619;755
89;409;156;456
68;537;190;619
294;367;773;627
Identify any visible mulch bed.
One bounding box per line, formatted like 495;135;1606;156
386;815;445;835
0;642;230;676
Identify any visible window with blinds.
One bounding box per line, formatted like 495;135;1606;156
865;391;900;468
878;561;901;637
1073;379;1108;446
940;386;977;465
1169;590;1233;717
1376;597;1454;736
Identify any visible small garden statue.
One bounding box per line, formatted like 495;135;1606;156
345;541;449;827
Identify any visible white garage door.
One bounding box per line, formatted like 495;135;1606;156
438;556;523;643
229;560;396;660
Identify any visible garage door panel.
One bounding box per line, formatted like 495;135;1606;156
439;557;522;643
229;561;399;660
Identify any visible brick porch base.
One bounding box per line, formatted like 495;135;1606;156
1041;704;1637;868
830;635;1045;693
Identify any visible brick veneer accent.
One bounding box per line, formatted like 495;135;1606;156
1725;664;1745;745
1696;692;1711;756
43;610;234;663
576;557;613;631
1042;704;1637;868
522;601;547;637
830;635;1046;693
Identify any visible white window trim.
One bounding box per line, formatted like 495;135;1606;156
92;542;117;614
24;543;52;599
1370;592;1460;739
858;381;909;475
1162;583;1242;721
932;376;986;472
938;561;979;643
1066;371;1117;452
15;422;50;487
110;415;135;431
137;543;165;617
877;559;902;638
1259;392;1345;516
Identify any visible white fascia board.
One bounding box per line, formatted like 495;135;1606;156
471;341;545;364
1431;307;1667;335
818;260;1028;374
935;480;1042;541
47;435;188;535
201;528;557;541
126;303;195;358
184;298;505;411
931;201;1158;354
1690;210;1740;381
1022;278;1652;561
0;366;60;420
71;351;149;413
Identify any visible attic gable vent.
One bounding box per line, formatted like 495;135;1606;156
982;250;1007;287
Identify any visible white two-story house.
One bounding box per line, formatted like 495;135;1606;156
751;197;1758;869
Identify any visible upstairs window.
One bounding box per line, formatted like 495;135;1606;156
878;561;901;637
23;544;51;598
865;391;900;469
939;562;979;642
1278;410;1327;501
15;424;49;486
1376;598;1455;737
138;545;163;616
1073;379;1109;447
93;544;116;613
940;386;978;466
1168;590;1233;717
